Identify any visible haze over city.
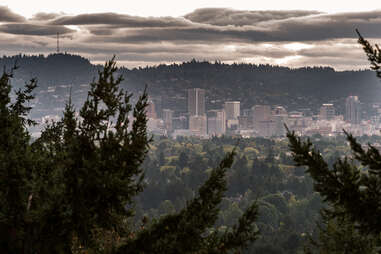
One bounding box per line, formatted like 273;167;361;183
0;0;381;69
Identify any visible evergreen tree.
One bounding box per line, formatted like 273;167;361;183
357;29;381;78
0;58;259;253
118;151;259;254
0;66;37;254
286;32;381;236
178;151;189;169
284;30;381;253
33;57;151;253
286;127;381;238
304;209;378;254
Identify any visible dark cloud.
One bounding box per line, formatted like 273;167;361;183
184;8;321;26
268;10;381;41
85;25;119;36
30;12;64;21
0;24;74;36
85;26;272;44
0;33;56;53
6;8;381;43
79;10;381;44
49;13;191;27
0;6;25;22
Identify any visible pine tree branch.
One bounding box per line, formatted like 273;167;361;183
356;29;381;78
286;127;381;235
116;149;258;254
117;150;235;254
344;130;381;174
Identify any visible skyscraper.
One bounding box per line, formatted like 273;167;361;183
146;98;157;119
272;106;288;136
319;104;335;120
251;105;272;136
188;88;205;116
224;101;240;120
189;114;207;136
207;109;226;136
251;105;271;126
345;96;361;124
162;109;174;133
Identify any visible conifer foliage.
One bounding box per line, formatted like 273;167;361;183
286;32;381;238
286;128;381;235
118;150;259;254
357;29;381;78
0;58;259;253
0;66;37;254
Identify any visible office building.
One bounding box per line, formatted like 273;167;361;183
251;105;272;129
224;101;240;120
319;104;335;120
162;109;174;133
207;110;226;136
238;115;251;129
345;96;361;124
172;115;188;130
146;98;157;119
151;96;163;118
187;88;205;116
272;106;288;136
189;114;207;136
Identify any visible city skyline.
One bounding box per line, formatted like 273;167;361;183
0;3;380;70
148;87;371;138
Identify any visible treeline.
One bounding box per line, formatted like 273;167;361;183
1;54;380;115
122;60;381;113
0;54;98;87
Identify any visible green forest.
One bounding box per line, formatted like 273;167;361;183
137;134;358;253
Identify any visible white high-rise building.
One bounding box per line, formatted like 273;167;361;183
251;105;271;122
207;110;226;136
345;96;361;124
251;105;272;136
224;101;240;120
272;106;288;136
146;98;157;119
251;105;271;126
319;104;335;120
189;114;207;136
162;109;174;133
188;88;205;116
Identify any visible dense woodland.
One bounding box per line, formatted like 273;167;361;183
137;134;381;253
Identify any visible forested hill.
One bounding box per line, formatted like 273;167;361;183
1;54;380;114
122;61;381;113
0;54;98;86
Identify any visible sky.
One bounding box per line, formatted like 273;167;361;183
0;1;381;70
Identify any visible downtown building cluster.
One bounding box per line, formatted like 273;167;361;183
145;89;379;138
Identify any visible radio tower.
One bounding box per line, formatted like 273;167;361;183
57;32;60;53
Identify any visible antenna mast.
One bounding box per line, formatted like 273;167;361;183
57;32;60;53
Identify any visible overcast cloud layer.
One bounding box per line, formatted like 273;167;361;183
0;6;380;70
